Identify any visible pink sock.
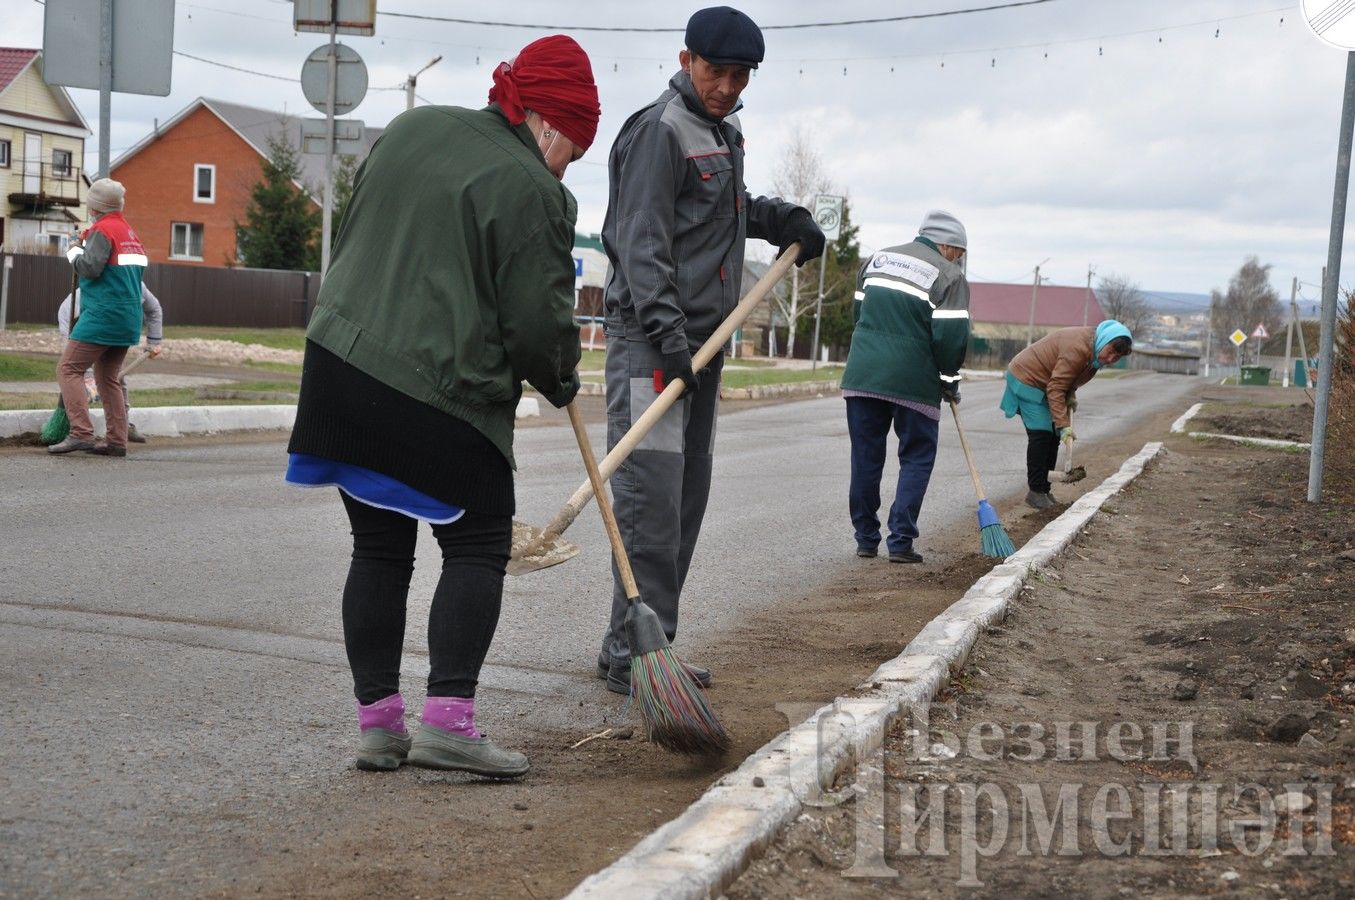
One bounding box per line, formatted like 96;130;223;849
421;696;480;738
356;693;407;735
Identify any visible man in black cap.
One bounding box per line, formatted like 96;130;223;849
595;5;826;694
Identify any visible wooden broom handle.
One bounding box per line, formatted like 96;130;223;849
949;399;989;502
566;401;640;602
536;244;801;543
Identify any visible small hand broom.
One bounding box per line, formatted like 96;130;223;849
949;400;1016;559
565;401;731;755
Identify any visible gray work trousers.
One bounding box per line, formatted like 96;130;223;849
599;335;723;666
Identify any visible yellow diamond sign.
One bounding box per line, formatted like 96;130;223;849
1229;329;1247;347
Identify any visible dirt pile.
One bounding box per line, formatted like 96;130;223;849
0;330;302;366
729;404;1353;898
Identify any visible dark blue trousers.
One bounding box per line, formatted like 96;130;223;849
846;397;939;555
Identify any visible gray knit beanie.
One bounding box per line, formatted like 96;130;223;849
918;209;966;249
88;178;126;214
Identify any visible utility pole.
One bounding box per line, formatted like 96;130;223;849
98;0;113;177
319;0;338;280
1310;51;1355;503
1206;301;1221;377
1082;264;1094;325
405;56;442;111
1283;275;1297;387
1025;258;1050;347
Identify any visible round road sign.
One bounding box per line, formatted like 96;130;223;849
301;43;368;116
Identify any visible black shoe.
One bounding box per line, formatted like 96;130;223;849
888;549;923;564
855;546;878;559
598;656;712;695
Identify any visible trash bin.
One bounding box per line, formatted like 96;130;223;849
1240;366;1271;386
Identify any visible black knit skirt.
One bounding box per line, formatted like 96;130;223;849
287;340;515;516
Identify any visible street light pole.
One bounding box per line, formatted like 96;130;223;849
406;56;443;111
1025;258;1050;347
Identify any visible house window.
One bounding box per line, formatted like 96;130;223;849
52;149;72;177
194;164;216;203
0;140;10;168
171;222;204;260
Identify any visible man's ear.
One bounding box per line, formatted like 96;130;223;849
679;49;691;74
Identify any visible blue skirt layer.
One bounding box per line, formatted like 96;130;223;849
285;453;465;524
999;371;1054;432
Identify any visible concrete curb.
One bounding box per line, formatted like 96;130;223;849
1186;432;1310;450
567;441;1166;900
0;397;542;439
1170;402;1202;433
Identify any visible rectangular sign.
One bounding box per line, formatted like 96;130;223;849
294;0;377;36
813;194;845;242
301;118;365;155
44;0;175;96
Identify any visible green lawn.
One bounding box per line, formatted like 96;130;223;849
0;353;55;380
721;366;842;388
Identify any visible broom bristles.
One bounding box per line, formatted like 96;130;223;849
40;404;69;445
631;646;731;755
980;522;1016;558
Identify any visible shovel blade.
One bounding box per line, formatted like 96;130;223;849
506;519;579;576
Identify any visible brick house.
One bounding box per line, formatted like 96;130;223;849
110;97;381;267
0;47;91;252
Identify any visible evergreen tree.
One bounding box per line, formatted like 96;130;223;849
329;153;360;251
236;134;320;271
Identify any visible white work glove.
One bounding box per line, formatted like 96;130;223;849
66;244;84;264
1059;426;1076;445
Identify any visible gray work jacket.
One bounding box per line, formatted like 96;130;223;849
601;71;803;354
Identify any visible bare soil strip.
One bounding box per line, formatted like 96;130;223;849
729;407;1354;899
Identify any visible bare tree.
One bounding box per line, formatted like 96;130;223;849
770;127;832;357
1095;273;1155;337
1208;256;1283;352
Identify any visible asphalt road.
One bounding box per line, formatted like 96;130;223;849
0;372;1200;894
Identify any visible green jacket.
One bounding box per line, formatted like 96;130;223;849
841;238;971;406
306;105;581;468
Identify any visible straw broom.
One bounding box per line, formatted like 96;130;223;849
565;401;730;755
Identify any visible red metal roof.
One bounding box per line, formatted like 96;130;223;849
970;281;1105;327
0;48;40;96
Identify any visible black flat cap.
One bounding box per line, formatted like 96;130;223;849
685;6;764;68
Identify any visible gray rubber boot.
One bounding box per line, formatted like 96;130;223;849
406;724;529;778
355;728;411;772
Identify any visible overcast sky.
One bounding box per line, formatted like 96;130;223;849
10;0;1351;302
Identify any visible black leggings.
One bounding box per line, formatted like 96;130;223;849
340;492;511;704
1025;426;1060;493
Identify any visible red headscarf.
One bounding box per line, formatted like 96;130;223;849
489;35;601;151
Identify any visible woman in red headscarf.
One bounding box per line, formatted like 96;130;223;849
286;36;600;778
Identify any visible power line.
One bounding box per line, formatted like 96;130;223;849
378;0;1060;32
173;50;297;82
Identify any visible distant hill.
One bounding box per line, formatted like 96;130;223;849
1138;290;1322;317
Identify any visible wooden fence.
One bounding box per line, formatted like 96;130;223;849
0;253;319;328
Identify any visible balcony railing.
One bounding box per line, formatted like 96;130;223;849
5;159;83;207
